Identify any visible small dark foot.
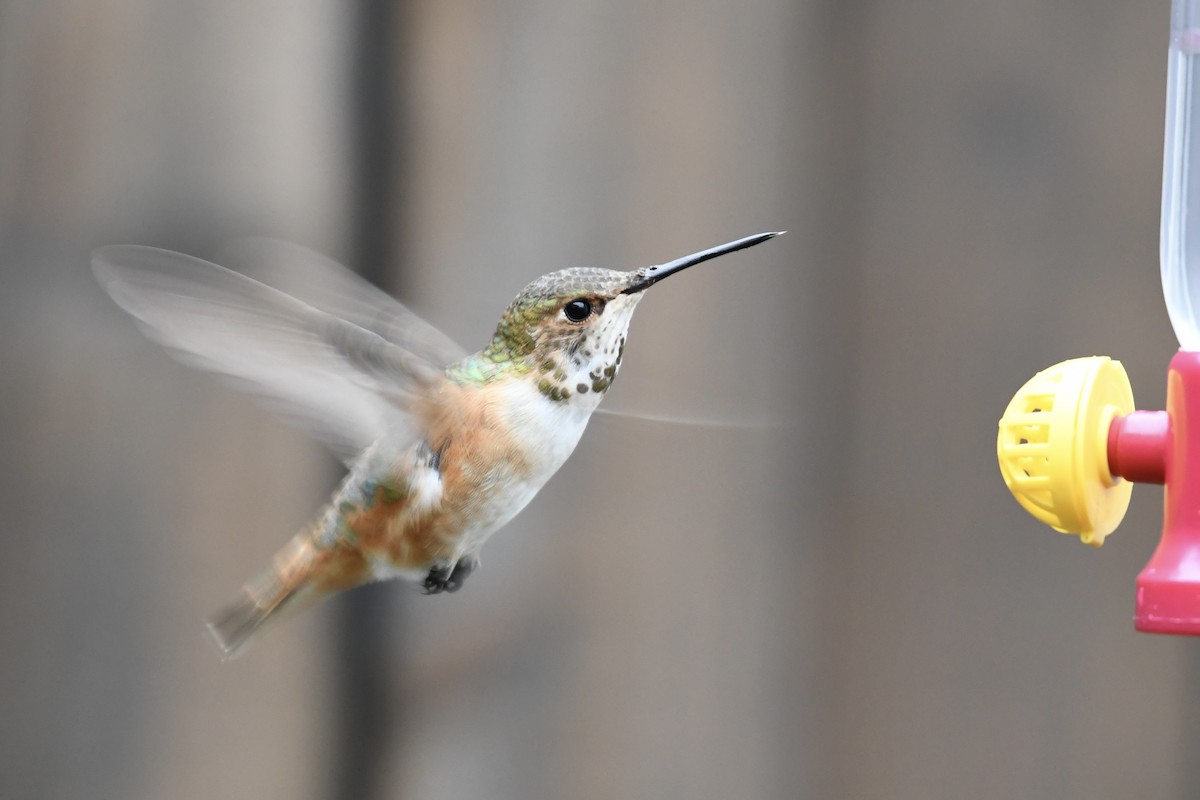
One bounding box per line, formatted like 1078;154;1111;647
445;557;477;592
422;556;478;595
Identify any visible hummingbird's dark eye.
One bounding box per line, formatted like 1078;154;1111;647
563;298;593;323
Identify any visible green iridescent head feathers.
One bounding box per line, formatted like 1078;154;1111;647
448;268;632;384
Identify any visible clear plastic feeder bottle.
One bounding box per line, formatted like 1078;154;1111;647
1162;0;1200;346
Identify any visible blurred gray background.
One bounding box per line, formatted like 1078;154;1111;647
0;2;1189;799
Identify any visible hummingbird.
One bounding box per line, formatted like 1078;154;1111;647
92;231;781;657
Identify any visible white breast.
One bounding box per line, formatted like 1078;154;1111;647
496;378;596;475
452;378;597;554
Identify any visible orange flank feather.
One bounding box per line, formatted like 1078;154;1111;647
208;379;537;658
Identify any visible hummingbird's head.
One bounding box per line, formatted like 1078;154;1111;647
480;267;644;404
453;232;783;407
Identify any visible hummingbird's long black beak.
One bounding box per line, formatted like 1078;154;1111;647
621;231;784;295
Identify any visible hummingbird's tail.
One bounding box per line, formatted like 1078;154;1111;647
206;531;327;659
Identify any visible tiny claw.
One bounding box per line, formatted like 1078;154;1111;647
422;563;453;594
422;556;478;594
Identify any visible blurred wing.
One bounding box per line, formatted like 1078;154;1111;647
216;237;466;367
92;245;455;463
